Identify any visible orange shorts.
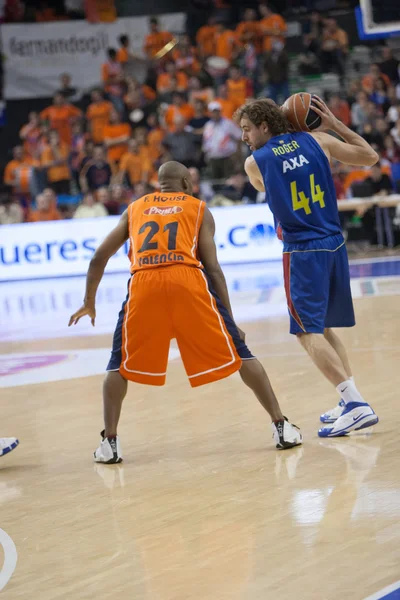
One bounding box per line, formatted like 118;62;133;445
107;266;254;387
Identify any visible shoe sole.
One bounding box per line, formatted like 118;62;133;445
93;453;123;464
318;414;379;438
276;440;303;450
0;439;19;457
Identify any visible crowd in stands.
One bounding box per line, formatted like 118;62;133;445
1;1;400;246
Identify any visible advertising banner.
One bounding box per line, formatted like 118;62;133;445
1;13;185;99
0;204;282;281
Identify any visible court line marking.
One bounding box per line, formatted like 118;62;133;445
363;580;400;600
350;256;400;265
0;528;18;592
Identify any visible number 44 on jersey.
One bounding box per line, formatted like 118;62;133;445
291;174;325;215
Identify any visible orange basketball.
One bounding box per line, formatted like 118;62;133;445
281;93;321;132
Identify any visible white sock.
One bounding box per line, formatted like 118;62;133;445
336;379;365;405
349;376;354;382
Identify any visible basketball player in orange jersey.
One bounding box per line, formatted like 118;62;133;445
239;97;379;437
69;161;302;462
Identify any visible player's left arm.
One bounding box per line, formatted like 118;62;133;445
244;155;265;192
198;206;245;339
310;96;379;167
68;210;129;326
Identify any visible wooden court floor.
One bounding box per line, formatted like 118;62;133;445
1;294;399;600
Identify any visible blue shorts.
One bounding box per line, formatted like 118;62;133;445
282;233;355;335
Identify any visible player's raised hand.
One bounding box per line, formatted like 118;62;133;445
310;95;339;132
68;303;96;327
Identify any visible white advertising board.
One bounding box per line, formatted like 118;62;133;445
1;13;185;99
0;204;282;281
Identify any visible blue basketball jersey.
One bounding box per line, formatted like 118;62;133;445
253;132;342;243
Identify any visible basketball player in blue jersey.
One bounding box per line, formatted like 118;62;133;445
237;97;380;437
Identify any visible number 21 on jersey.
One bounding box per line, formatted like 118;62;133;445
290;173;325;215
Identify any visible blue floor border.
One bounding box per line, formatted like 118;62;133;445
363;581;400;600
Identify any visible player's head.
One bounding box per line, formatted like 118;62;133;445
158;161;193;195
235;98;290;151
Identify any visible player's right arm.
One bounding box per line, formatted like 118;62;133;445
310;96;379;167
198;206;243;336
244;155;265;192
68;210;129;326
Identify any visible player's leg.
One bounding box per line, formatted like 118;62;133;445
239;359;283;422
239;359;302;449
318;243;378;436
94;372;127;464
297;332;350;386
102;371;128;437
95;272;171;463
319;327;353;423
0;437;19;457
284;237;378;437
324;328;352;378
172;267;302;449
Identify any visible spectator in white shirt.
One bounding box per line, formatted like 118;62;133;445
390;119;400;147
73;193;108;219
202;101;242;181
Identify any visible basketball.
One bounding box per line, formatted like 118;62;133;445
281;92;322;132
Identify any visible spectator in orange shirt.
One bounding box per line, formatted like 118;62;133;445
157;62;189;95
116;34;145;69
146;113;165;162
101;48;125;113
259;2;287;52
164;92;195;132
40;130;71;196
362;64;391;94
320;18;348;77
215;21;238;63
57;72;79;103
119;139;152;188
20;112;41;159
143;17;173;59
40;93;81;146
103;108;131;165
172;34;200;75
86;89;113;144
4;146;37;199
214;84;236;119
29;192;61;222
116;34;130;64
134;128;153;165
226;65;251;110
196;16;217;59
188;75;215;105
328;94;351;127
236;8;261;52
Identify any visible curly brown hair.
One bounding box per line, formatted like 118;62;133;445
234;98;291;136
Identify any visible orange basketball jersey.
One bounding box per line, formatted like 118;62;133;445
127;192;205;273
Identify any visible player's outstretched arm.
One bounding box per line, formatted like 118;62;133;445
68;210;130;326
310;96;379;167
244;156;265;192
198;207;235;320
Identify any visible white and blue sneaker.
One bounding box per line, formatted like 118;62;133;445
320;399;345;423
318;402;379;438
0;437;19;457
